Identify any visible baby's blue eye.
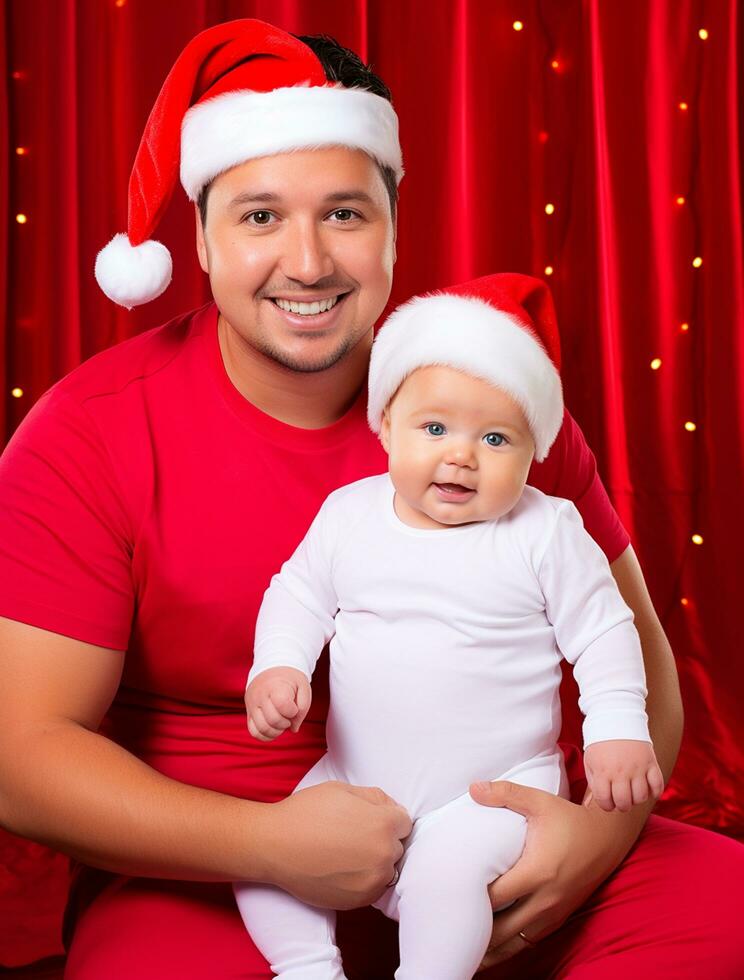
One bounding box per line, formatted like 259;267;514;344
424;423;446;436
484;432;507;447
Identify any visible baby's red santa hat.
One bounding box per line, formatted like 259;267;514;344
367;273;564;462
95;19;403;309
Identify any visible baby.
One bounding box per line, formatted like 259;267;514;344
234;272;664;980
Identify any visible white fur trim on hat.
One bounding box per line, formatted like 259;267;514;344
94;234;172;310
180;85;403;200
367;294;564;462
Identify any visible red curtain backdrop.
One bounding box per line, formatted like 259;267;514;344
2;0;743;967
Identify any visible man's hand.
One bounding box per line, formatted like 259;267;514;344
260;781;412;910
584;739;665;812
244;666;312;742
468;779;649;971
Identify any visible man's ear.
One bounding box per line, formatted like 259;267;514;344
380;410;391;453
195;204;209;274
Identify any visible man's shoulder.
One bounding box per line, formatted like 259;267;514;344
53;302;214;408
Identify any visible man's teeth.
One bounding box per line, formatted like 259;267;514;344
274;296;340;315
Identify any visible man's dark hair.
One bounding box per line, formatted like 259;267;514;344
197;34;398;226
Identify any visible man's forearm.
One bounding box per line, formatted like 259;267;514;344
0;720;272;882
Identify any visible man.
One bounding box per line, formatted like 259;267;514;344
0;19;741;980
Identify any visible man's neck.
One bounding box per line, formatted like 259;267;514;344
217;315;372;430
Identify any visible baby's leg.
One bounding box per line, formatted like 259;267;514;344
377;792;528;980
233;754;347;980
234;882;345;980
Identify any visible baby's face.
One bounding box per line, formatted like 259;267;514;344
380;366;535;530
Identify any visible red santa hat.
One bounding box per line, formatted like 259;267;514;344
367;273;563;462
95;19;403;309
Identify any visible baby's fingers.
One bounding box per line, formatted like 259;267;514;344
590;773;615;812
631;773;650;806
248;706;284;742
647;764;666;800
611;778;632;813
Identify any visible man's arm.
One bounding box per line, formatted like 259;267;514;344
607;543;683;790
0;616;409;907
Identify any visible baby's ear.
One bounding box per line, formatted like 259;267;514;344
380;410;391;453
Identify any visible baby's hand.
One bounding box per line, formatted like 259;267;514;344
583;739;665;812
244;667;312;743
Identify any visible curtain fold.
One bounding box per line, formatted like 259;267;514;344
2;0;742;965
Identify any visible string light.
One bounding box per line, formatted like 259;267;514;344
681;597;689;607
675;196;685;205
545;203;555;215
680;322;690;332
15;213;28;224
650;358;662;370
538;131;549;143
512;21;524;32
15;146;28;156
550;59;561;71
679;101;689;111
11;388;23;399
684;421;697;431
544;265;554;276
691;534;704;545
115;0;127;6
692;256;703;268
698;29;709;40
10;70;26;81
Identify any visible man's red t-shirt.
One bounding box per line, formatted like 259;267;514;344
0;303;629;803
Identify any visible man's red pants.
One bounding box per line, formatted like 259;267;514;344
64;813;744;979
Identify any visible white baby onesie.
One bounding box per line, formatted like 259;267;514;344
234;473;650;980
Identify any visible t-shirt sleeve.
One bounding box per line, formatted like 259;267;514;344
0;388;134;650
529;410;630;563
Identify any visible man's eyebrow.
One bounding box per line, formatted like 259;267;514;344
228;192;281;208
227;189;378;209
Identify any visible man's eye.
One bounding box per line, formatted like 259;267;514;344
245;211;276;226
329;209;358;222
484;432;507;447
424;423;446;436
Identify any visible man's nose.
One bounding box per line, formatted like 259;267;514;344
278;220;334;284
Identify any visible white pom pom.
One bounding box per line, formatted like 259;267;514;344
94;233;172;309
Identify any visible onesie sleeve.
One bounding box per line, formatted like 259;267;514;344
537;500;650;747
247;496;339;685
0;388;134;650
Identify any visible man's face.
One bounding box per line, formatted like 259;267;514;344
196;147;396;374
380;366;536;530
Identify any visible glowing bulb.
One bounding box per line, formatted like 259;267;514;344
551;60;560;69
544;265;554;276
691;534;703;545
10;70;26;81
538;131;549;143
698;29;708;40
11;387;23;398
545;203;555;215
650;358;662;370
684;421;697;432
679;101;689;111
15;146;28;156
15;213;27;224
675;196;685;205
681;597;689;607
115;0;127;6
680;322;690;332
692;256;703;268
513;21;524;31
